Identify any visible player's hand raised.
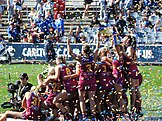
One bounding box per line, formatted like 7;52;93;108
67;37;71;45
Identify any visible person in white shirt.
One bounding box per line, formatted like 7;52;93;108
7;0;14;23
43;1;51;18
13;0;24;20
99;0;107;20
0;0;4;26
55;14;64;37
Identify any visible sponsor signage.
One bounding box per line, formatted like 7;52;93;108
6;43;162;63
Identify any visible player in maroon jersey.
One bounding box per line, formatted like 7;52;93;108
95;47;114;116
67;37;99;120
0;89;42;121
112;44;127;113
37;67;61;106
37;66;62;118
52;56;79;120
124;40;142;116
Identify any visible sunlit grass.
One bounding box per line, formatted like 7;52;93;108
0;64;161;116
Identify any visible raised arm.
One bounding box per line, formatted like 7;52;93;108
67;37;81;62
43;66;60;85
94;33;100;62
21;0;24;5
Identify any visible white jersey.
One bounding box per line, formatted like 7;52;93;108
7;0;14;6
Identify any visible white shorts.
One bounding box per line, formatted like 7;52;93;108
14;4;22;11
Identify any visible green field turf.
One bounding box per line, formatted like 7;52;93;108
0;64;161;117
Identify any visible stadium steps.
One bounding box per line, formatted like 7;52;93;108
0;0;99;40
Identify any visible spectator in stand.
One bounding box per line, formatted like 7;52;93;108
107;0;119;20
29;23;42;43
13;0;24;21
8;22;20;42
99;0;107;20
34;0;42;11
83;0;93;19
79;32;86;44
90;16;102;43
44;10;53;31
28;8;37;25
99;17;112;44
35;0;43;15
12;13;22;34
90;16;101;28
34;13;43;27
116;13;127;37
124;0;133;10
74;25;83;43
55;14;64;37
0;34;12;63
138;0;145;12
30;27;41;43
142;6;152;17
126;9;136;29
7;0;14;24
21;25;29;43
45;27;56;43
141;16;153;29
39;16;50;39
154;19;162;32
45;10;53;24
0;0;4;26
42;1;51;18
101;16;111;27
54;29;60;43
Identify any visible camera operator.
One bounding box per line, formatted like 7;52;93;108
1;73;33;111
15;73;33;101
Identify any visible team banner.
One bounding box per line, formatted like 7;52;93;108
6;43;162;63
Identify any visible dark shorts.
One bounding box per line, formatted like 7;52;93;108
66;91;78;101
115;78;124;86
84;0;93;5
98;77;114;91
78;76;97;91
44;93;57;107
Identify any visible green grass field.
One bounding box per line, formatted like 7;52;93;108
0;64;161;117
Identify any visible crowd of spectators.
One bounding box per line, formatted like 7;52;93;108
0;0;5;27
0;0;161;44
6;0;64;43
79;0;162;44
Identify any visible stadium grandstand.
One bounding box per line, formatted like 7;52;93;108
0;0;161;64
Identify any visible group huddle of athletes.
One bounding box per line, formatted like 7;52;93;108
0;35;143;121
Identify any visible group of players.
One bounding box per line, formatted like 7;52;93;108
0;35;143;121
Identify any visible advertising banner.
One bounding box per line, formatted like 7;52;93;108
6;43;162;63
